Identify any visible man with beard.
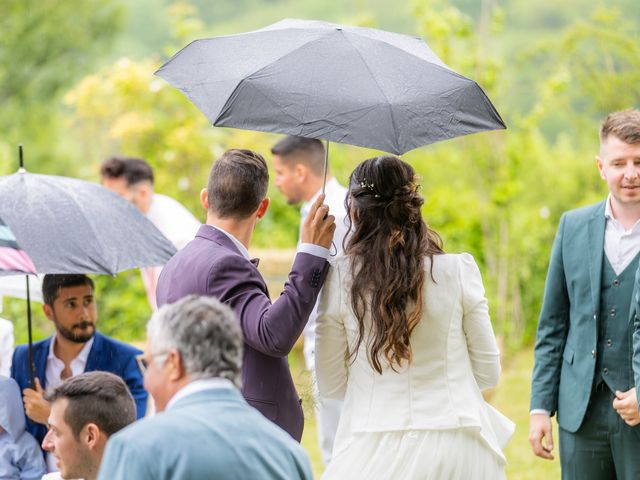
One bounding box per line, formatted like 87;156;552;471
10;274;146;472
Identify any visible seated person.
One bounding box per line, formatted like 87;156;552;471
10;274;147;471
0;376;46;480
98;295;313;480
41;371;136;480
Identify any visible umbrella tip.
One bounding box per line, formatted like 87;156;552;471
18;144;26;173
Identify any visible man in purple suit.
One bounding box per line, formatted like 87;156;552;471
156;149;336;441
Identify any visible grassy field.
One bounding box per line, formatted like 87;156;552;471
254;248;562;479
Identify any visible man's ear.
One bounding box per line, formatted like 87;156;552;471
294;163;307;182
167;349;185;382
84;423;102;450
596;155;606;180
256;198;270;219
200;188;209;210
43;303;54;322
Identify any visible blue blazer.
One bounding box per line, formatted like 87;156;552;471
10;331;147;447
98;387;312;480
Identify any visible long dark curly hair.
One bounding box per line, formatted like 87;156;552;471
344;155;444;374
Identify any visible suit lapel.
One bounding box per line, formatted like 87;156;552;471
587;202;606;320
35;337;51;388
84;332;103;371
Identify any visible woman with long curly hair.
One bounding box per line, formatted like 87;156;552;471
315;155;513;479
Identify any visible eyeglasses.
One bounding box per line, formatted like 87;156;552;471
136;351;168;374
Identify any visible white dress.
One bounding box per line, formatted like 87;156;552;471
315;253;514;480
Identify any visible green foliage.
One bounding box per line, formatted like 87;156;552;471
3;0;638;352
0;0;123;174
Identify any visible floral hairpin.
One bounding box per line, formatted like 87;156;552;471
359;178;380;198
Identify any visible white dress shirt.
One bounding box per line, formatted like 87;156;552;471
604;195;640;275
299;177;349;370
0;316;14;377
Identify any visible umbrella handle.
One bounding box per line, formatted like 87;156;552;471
322;140;329;195
25;275;36;388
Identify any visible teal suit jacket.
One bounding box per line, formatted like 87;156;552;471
531;200;637;432
97;386;312;480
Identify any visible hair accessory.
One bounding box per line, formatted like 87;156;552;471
359;178;380;198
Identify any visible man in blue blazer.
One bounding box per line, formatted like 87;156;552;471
98;295;312;480
11;274;147;468
156;149;336;441
530;110;640;478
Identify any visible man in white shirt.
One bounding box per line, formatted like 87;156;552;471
271;136;348;464
97;295;313;480
100;156;200;310
530;109;640;478
0;300;14;377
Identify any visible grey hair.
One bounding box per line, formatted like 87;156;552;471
146;295;244;387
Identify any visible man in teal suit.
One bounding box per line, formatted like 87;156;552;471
97;295;312;480
530;109;640;479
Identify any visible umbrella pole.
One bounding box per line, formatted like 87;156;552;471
25;275;35;388
322;140;329;195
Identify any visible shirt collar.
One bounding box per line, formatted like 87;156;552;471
208;225;251;260
166;378;236;411
604;194;614;221
48;334;94;363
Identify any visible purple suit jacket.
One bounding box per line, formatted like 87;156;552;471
156;225;329;441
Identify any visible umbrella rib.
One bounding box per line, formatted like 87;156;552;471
46;177;114;274
214;29;336;125
342;32;400;154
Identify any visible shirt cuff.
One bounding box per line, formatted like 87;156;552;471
298;243;330;260
530;409;550;416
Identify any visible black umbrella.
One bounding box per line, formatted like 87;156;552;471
0;147;177;385
156;18;505;156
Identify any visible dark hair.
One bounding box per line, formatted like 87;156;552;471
271;136;325;176
42;274;94;306
46;371;136;439
100;156;154;186
600;109;640;144
207;149;269;219
345;155;444;374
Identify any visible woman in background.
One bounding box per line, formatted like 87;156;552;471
315;155;513;479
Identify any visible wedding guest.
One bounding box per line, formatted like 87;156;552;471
11;274;146;471
156;149;335;440
98;295;313;480
100;156;200;310
41;371;136;480
0;376;46;480
271;135;348;462
315;155;513;479
531;109;640;478
0;302;14;376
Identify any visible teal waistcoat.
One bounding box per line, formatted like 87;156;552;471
596;254;640;393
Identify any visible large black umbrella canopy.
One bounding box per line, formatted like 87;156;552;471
0;171;177;274
156;18;505;155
